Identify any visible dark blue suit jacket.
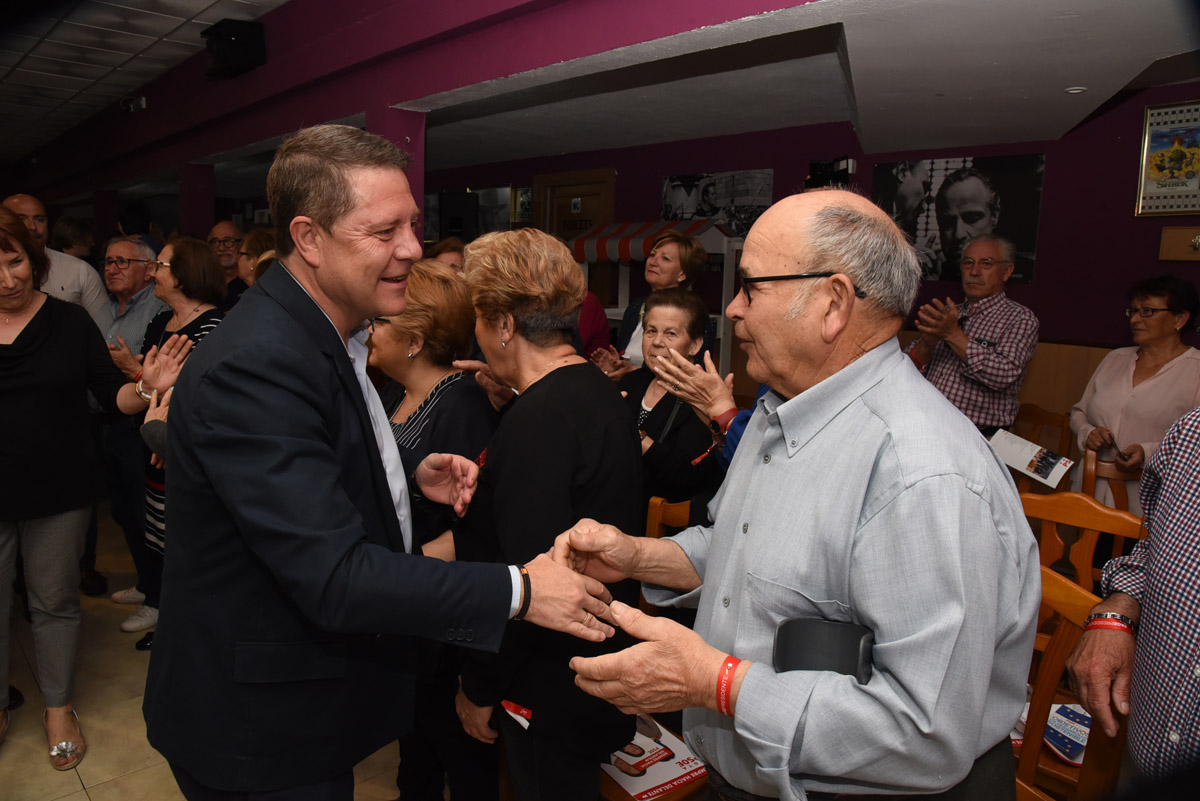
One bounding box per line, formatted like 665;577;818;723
144;264;512;792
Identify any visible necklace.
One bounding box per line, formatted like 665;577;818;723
520;354;579;393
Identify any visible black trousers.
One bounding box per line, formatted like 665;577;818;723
706;738;1016;801
498;712;601;801
170;763;353;801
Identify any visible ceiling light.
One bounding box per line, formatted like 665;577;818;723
1064;86;1088;94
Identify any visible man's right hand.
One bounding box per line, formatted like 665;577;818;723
522;553;615;642
108;334;144;378
551;518;640;584
1067;615;1136;738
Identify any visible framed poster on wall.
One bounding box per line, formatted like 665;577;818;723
1136;101;1200;216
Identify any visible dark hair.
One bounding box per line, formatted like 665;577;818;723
165;236;227;306
935;167;1000;217
0;206;49;289
268;125;410;258
50;216;92;252
428;236;465;258
119;202;153;235
649;231;707;288
1128;275;1199;334
643;287;708;342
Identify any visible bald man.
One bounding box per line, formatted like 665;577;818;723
4;194;112;331
207;220;247;311
557;190;1039;800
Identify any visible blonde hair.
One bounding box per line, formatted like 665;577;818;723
384;260;475;364
465;229;585;348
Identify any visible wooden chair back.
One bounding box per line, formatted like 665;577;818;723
640;497;691;615
1080;448;1142;513
1016;567;1126;801
1012;404;1072;493
1020;492;1145;593
645;496;691;539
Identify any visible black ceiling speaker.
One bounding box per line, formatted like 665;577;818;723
201;19;266;79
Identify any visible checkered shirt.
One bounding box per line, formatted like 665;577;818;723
1102;405;1200;779
912;292;1038;428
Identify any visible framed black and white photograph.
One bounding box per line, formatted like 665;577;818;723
871;154;1045;283
661;169;773;236
474;186;511;235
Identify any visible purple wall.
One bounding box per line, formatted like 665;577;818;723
430;81;1200;348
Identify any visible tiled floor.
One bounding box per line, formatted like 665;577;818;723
2;508;402;801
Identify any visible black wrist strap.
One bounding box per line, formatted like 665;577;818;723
514;564;532;621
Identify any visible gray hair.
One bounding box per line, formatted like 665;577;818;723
803;205;921;316
963;234;1016;265
104;235;155;262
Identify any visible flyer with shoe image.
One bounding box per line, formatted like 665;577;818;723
601;715;707;799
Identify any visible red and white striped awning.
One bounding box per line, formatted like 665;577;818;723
569;219;728;263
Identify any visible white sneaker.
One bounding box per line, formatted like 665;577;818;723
120;606;159;633
111;587;145;605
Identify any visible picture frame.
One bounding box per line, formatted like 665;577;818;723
1135;101;1200;216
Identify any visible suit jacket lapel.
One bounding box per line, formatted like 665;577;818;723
257;264;407;550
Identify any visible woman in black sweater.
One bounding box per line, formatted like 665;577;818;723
453;228;642;801
0;207;188;770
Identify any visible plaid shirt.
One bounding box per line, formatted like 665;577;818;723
1102;405;1200;779
910;292;1038;428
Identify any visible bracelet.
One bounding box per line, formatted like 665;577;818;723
710;408;738;437
134;369;143;382
1084;618;1135;635
1086;611;1136;634
513;564;532;621
134;379;153;403
716;655;741;716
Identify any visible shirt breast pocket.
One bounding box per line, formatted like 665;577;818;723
743;571;852;634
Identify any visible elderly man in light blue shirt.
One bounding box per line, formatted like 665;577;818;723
558;190;1040;801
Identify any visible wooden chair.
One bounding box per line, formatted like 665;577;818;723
1080;448;1142;513
1017;777;1055;801
640;497;691;615
1012;404;1072;493
646;496;691;539
1015;566;1126;801
1020;492;1145;593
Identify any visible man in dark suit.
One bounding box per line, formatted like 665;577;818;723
144;124;615;800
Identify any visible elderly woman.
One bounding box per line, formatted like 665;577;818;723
453;228;641;800
593;231;708;380
368;258;500;800
618;288;723;510
0;207;189;769
237;227;276;288
1070;275;1200;513
122;236;226;648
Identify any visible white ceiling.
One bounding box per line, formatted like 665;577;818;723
3;0;1198;193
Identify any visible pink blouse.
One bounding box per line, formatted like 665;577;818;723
1069;346;1200;513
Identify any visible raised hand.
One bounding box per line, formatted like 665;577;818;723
415;453;479;516
141;333;193;393
653;349;735;420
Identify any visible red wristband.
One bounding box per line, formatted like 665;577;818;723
1084;619;1134;635
711;408;738;435
134;369;143;382
716;655;740;716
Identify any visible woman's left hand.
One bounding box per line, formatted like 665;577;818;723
455;682;498;744
416;453;479;516
142;333;193;393
1115;443;1145;470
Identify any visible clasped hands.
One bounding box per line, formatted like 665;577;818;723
547;519;733;715
914;297;963;344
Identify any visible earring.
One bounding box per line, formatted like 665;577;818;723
500;337;506;348
407;351;415;359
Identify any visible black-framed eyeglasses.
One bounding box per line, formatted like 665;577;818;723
1125;306;1172;318
960;257;1011;269
739;271;867;302
103;256;154;270
208;237;243;248
368;317;391;333
151;260;171;271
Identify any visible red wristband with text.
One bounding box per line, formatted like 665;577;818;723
716;655;741;716
1084;618;1134;635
